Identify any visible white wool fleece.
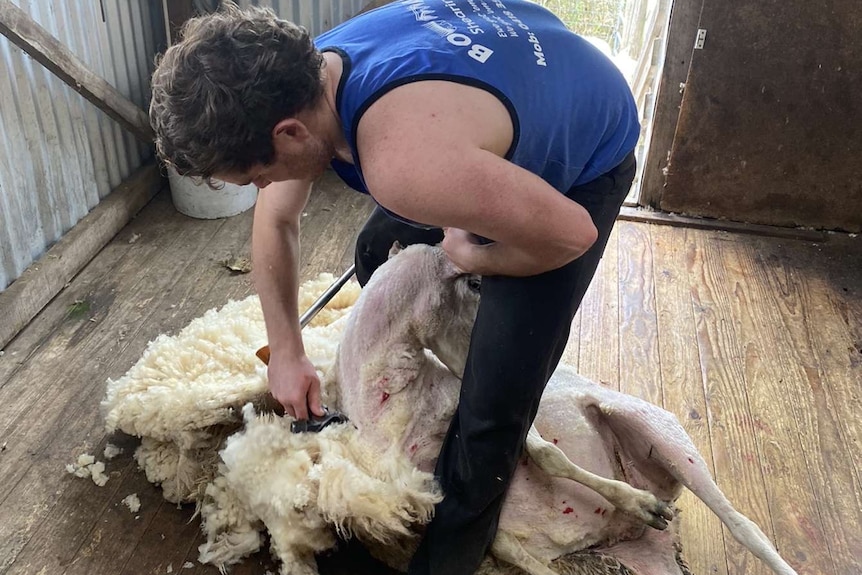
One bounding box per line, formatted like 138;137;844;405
215;405;440;573
101;278;360;443
102;296;269;441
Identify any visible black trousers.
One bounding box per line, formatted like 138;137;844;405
354;153;637;575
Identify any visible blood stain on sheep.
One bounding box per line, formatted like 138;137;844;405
563;507;574;515
381;392;390;403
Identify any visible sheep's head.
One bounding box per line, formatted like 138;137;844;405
363;243;481;377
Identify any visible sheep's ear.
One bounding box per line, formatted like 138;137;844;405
388;241;404;259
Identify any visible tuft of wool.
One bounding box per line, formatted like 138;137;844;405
77;453;95;467
212;404;440;567
135;437;180;487
101;276;358;505
197;473;264;567
122;493;141;513
311;430;441;543
99;275;438;574
104;443;123;459
66;453;110;485
134;436;211;504
102;296;270;442
213;405;335;575
90;461;109;486
66;461;92;479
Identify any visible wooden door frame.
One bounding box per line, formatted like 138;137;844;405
638;0;705;208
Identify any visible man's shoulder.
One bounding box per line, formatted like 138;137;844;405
358;80;514;160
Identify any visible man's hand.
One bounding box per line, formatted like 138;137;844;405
267;352;325;421
441;227;487;273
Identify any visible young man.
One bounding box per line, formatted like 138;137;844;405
149;1;639;573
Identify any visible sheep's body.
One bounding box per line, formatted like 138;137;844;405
334;244;798;575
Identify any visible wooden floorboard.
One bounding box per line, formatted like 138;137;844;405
575;225;621;390
118;499;203;575
58;208;261;575
616;221;662;406
805;236;862;481
0;195;239;573
0;173;859;574
651;225;728;575
780;237;862;572
0;194;212;570
711;233;833;573
686;230;776;575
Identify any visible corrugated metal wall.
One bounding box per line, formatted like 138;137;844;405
0;0;368;293
0;0;166;291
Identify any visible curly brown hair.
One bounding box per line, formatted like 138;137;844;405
149;2;324;181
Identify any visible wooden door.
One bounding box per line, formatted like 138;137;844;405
648;0;862;232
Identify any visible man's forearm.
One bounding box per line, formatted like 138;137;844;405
251;179;313;359
253;218;305;355
250;180;322;418
473;242;588;276
442;227;596;277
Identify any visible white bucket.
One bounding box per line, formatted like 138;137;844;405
167;166;258;219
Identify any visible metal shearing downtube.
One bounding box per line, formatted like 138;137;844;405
256;264;357;366
299;264;357;328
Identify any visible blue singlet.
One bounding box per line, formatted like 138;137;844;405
314;0;640;224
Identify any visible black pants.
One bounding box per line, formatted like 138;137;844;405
354;153;637;575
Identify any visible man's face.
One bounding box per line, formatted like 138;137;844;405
217;160;310;189
216;121;332;188
216;164;275;189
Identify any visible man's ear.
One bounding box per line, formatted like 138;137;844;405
272;118;309;143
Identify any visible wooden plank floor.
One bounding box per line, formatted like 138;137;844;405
0;170;859;575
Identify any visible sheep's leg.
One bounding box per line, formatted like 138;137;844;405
591;412;800;575
491;529;557;575
525;426;673;530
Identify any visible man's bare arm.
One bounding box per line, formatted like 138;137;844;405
357;81;598;277
253;179;324;419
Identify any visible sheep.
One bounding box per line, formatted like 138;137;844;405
328;243;799;575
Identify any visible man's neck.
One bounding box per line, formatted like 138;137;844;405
321;51;353;163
